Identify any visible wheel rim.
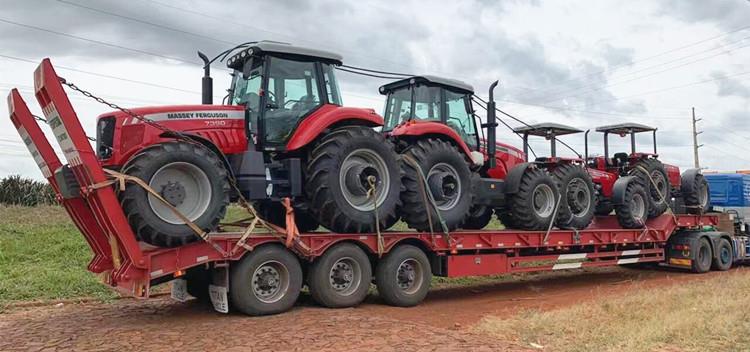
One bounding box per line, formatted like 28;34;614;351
427;162;462;211
650;171;668;203
532;183;556;218
396;258;423;295
698;183;708;208
720;245;731;264
566;177;591;218
147;162;212;225
339;148;390;211
328;257;362;296
251;260;290;304
631;193;646;221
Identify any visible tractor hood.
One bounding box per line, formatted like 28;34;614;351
96;105;245;124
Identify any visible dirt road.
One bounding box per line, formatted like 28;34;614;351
1;266;738;351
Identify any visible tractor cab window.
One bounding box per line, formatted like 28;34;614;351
413;85;441;122
322;63;342;105
445;91;477;149
383;87;412;130
263;57;322;145
231;62;262;111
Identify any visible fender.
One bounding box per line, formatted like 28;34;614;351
285;104;383;151
680;168;702;196
612;175;640;205
504;162;534;194
390;121;474;160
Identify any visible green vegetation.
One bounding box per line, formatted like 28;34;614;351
0;175;56;206
0;206;116;309
476;270;750;352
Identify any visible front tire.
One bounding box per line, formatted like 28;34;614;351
615;181;649;229
229;245;303;316
499;167;559;231
306;126;401;233
308;243;372;308
683;173;710;215
400;139;473;232
552;164;596;229
120;141;230;247
632;159;670;218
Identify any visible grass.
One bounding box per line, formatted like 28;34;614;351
0;205;117;310
475;269;750;352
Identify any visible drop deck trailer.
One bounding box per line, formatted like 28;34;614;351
8;60;750;316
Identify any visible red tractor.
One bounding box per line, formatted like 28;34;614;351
585;123;708;227
78;41;405;247
379;76;560;231
513;123;597;229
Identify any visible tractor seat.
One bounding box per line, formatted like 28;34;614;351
612;152;629;167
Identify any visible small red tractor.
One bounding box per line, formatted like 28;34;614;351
52;41;408;247
585;123;709;227
512;123;597;229
379;76;561;231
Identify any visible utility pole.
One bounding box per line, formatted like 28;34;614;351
691;107;703;169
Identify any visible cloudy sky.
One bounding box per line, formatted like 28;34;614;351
1;0;749;179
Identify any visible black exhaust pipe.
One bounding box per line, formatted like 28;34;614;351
485;81;499;169
198;51;213;105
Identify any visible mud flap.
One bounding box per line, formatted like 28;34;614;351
209;265;229;313
170;279;190;302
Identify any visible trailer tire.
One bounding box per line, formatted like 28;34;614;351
632;159;670;218
230;245;303;316
463;205;493;230
683;173;709;215
376;245;431;307
552;164;596;229
308;243;372;308
120;141;230;247
306;126;401;233
615;181;649;229
256;201;319;233
503;167;558;231
711;238;732;271
400;139;473;232
691;238;712;273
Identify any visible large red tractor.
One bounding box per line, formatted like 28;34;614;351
79;42;404;247
585;123;709;227
379;76;560;231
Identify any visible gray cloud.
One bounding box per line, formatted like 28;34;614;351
657;0;750;31
599;43;635;68
711;71;750;98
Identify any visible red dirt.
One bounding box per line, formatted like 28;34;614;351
1;266;743;351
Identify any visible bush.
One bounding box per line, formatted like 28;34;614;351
0;175;56;206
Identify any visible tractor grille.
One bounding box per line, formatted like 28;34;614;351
96;116;115;159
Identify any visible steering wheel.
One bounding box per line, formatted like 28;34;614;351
447;117;467;131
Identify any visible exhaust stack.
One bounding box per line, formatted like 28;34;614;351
485;81;499;169
198;51;213;105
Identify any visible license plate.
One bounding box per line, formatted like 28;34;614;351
669;258;691;267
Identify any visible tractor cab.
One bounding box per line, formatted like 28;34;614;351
513;122;583;165
224;41;344;150
587;122;658;172
379;75;479;150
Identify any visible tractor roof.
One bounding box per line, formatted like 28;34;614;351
227;41;343;69
595;122;656;134
513;122;583;137
379;75;474;95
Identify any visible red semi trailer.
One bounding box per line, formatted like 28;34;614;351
6;59;741;316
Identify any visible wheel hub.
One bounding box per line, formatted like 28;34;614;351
160;181;186;207
427;163;462;211
397;263;416;289
532;184;555;218
328;257;361;295
339;149;390;211
254;267;280;297
566;178;591;217
250;260;290;304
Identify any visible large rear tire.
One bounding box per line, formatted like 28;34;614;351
120;141;230;247
552;164;596;229
615;181;649;229
632;159;670;218
400;139;473;232
255;201;319;233
500;167;559;231
463;205;493;230
306;126;401;233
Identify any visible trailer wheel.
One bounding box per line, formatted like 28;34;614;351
308;243;372;308
552;164;596;229
503;167;558;231
255;201;319;233
400;139;473;232
615;181;649;229
120;141;230;247
683;173;709;215
632;159;670;218
230;245;303;316
375;245;431;307
462;205;493;229
691;238;712;273
306;126;401;233
711;238;732;271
